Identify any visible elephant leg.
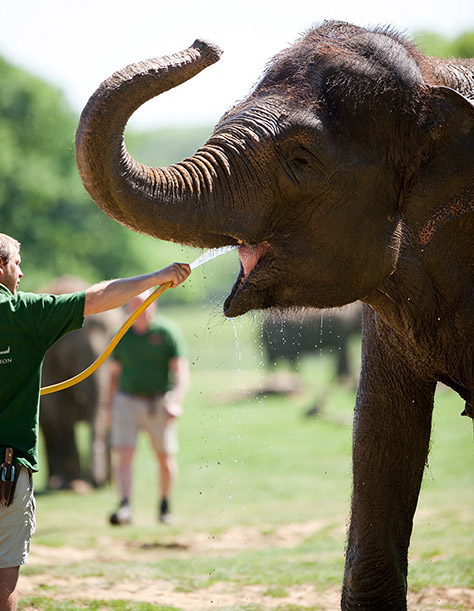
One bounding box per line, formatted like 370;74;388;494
341;313;435;610
91;396;111;487
58;403;81;485
62;418;81;485
336;342;349;379
45;396;81;488
39;401;61;484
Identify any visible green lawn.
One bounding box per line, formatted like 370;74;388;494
21;303;474;610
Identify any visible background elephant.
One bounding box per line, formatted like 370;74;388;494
40;276;123;490
262;303;361;380
74;21;474;610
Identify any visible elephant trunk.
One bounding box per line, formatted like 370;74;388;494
75;39;236;247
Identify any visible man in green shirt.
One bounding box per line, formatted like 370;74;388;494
0;233;191;611
108;292;189;525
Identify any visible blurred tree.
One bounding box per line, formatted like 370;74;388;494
126;126;213;167
415;29;474;58
452;31;474;58
0;57;141;291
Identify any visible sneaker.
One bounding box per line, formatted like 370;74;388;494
159;499;176;524
159;511;176;525
109;501;132;525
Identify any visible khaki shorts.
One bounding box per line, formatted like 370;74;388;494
0;467;36;568
110;392;178;455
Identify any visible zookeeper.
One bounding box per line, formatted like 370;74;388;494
0;232;191;611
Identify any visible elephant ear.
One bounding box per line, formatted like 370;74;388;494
428;90;474;421
415;85;474;181
426;86;474;138
408;85;474;249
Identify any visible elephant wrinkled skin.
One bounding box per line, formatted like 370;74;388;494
75;21;474;610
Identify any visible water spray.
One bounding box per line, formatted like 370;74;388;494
40;245;238;395
189;245;237;270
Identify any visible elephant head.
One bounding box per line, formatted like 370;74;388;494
75;21;474;318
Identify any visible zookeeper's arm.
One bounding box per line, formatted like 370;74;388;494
163;357;190;418
84;263;190;316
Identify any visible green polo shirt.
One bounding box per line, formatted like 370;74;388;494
112;313;186;396
0;285;85;471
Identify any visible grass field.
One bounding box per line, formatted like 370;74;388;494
18;303;474;610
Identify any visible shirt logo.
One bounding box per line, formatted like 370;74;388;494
0;346;12;365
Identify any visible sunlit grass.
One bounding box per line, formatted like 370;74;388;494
25;304;474;610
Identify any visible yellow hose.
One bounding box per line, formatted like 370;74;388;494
40;282;172;396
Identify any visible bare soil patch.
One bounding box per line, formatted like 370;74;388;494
18;521;473;610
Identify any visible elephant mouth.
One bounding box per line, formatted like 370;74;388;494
223;242;269;317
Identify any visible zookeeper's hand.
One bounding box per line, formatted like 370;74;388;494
155;263;191;288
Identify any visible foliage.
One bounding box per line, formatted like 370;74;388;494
125;126;213;167
415;29;474;58
0;57;142;290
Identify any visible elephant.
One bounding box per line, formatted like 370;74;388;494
262;303;362;380
40;276;123;490
74;21;474;610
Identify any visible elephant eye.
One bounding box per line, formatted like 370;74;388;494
281;140;325;184
287;146;315;173
292;156;309;167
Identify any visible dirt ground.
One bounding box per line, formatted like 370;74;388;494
18;521;474;610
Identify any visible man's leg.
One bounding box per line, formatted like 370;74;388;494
0;566;19;611
157;451;178;522
109;446;135;525
109;393;139;525
157;451;178;500
0;469;36;608
114;446;135;502
147;398;180;523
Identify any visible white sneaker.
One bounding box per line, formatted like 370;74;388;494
109;502;132;525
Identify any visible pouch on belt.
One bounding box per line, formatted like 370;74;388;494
0;448;20;507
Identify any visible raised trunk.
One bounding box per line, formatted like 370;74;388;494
75;40;235;247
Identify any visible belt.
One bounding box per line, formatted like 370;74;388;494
123;392;163;400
